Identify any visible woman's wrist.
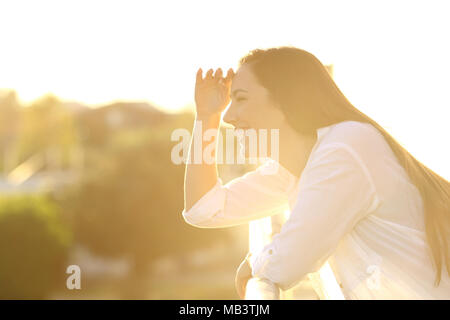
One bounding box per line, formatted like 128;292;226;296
196;112;221;120
195;113;222;127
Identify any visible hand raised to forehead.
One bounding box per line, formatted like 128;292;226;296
195;67;235;117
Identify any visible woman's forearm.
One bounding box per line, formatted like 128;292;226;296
184;113;222;211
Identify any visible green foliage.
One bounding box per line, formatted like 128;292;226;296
64;113;232;274
0;194;72;299
16;94;80;166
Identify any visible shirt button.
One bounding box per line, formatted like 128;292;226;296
268;249;273;254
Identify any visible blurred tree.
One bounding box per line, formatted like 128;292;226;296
0;193;72;299
0;90;21;173
62;111;233;297
16;94;80;170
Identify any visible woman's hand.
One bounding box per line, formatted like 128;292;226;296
195;67;234;118
235;252;253;299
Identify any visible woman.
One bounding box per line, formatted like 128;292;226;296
182;46;450;299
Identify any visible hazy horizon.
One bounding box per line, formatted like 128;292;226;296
1;0;449;178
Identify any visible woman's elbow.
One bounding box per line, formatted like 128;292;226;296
181;208;223;229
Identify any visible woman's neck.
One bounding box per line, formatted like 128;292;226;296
277;125;317;179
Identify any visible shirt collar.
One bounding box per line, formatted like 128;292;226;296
278;124;334;194
317;124;332;141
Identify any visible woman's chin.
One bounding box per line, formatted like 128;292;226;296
238;144;248;159
238;145;244;158
239;145;259;161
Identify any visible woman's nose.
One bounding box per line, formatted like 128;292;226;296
223;107;238;127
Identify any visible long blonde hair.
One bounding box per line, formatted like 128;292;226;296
239;46;450;285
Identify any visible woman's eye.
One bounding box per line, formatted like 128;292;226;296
237;97;247;102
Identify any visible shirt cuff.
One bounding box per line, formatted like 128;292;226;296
249;242;277;280
182;178;225;227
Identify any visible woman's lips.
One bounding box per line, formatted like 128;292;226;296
235;126;250;130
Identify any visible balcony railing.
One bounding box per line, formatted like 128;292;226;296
245;210;345;300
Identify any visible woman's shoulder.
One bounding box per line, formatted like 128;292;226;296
319;120;386;154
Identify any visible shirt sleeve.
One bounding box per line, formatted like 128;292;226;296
249;142;381;291
182;159;297;228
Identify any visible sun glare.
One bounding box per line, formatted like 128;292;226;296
1;0;448;176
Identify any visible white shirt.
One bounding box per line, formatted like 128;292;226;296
182;120;450;299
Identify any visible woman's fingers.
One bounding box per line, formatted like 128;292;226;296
196;68;203;84
235;256;252;299
224;68;234;86
235;275;245;299
240;281;246;299
195;66;233;115
214;68;223;80
197;67;234;85
205;68;214;80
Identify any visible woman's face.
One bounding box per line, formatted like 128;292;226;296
223;64;286;158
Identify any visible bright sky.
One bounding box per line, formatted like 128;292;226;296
1;0;449;179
